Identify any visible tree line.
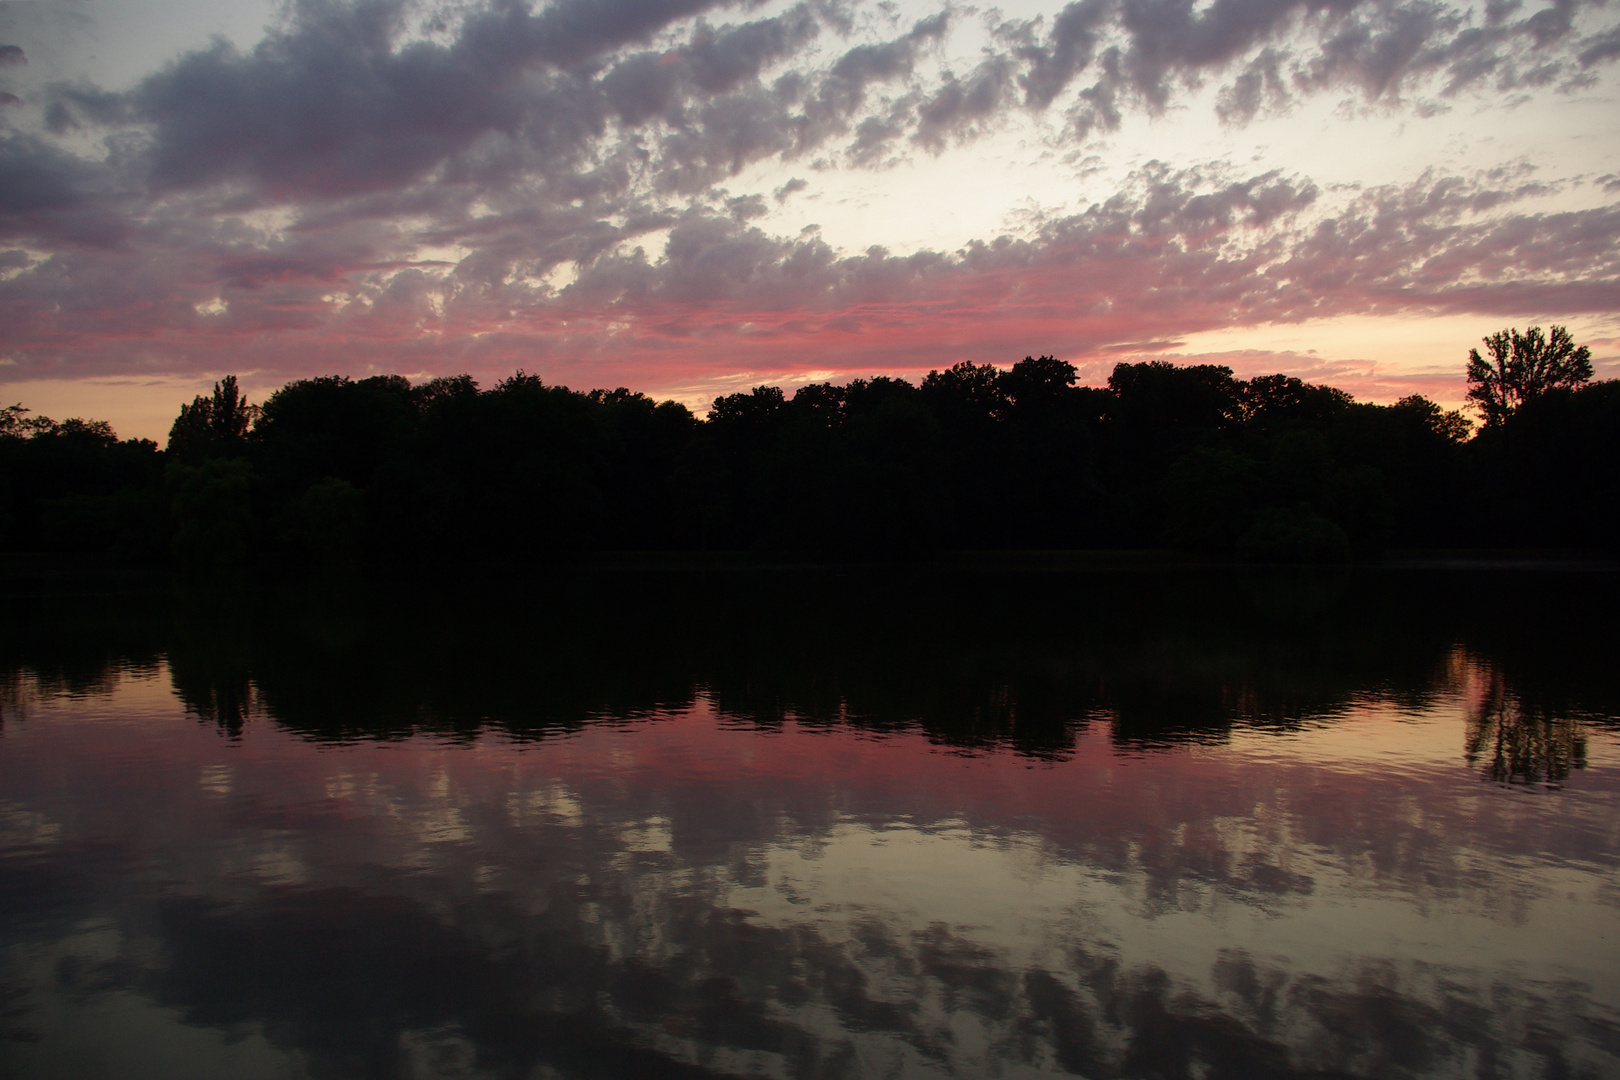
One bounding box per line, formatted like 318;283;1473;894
1;330;1613;562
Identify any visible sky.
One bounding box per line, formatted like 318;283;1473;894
1;0;1617;441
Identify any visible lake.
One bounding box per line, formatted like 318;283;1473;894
1;562;1616;1079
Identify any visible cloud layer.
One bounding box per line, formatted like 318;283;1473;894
1;0;1617;412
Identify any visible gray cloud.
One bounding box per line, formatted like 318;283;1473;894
468;164;1611;335
0;0;1617;389
1578;24;1620;65
786;12;949;159
600;5;819;124
832;10;948;81
25;0;1617;223
773;176;808;201
914;53;1018;148
598;11;948;193
1215;46;1290;122
1;149;1614;391
1012;0;1113;108
40;0;769;206
454;0;735;71
999;0;1618;140
846;110;908;164
22;0;951;252
0;134;130;246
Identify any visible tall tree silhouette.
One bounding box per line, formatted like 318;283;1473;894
1466;326;1592;427
168;376;259;462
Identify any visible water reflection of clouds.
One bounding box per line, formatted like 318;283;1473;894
0;801;62;849
3;657;1620;1077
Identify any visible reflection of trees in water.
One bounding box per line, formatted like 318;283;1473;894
164;574;259;736
0;669;40;727
5;567;1618;764
0;578;165;729
169;663;257;735
1464;661;1588;788
0;661;159;729
6;570;1619;1077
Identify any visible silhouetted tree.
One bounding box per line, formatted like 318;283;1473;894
921;361;1008;429
1315;396;1465;551
1160;448;1261;552
1465;378;1620;548
1000;355;1078;412
169;458;255;564
43;351;1620;562
1392;395;1472;444
1466;325;1592;427
278;476;366;564
1240;374;1352;428
916;363;1010;545
995;356;1105;546
0;406;164;555
0;403;57;439
168;375;259;463
1235;506;1351;563
835;377;943;553
252;374;414;490
1107;362;1244;438
705;385;790;546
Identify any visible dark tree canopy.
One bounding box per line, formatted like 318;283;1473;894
1;403;61;439
168;375;260;463
1466;326;1593;427
4;334;1617;562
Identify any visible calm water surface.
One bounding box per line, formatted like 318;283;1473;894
1;565;1616;1079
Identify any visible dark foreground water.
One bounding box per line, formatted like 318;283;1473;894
1;563;1617;1079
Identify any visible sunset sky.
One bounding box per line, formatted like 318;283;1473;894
2;0;1618;440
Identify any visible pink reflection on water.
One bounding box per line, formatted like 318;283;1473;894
2;654;1618;1079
